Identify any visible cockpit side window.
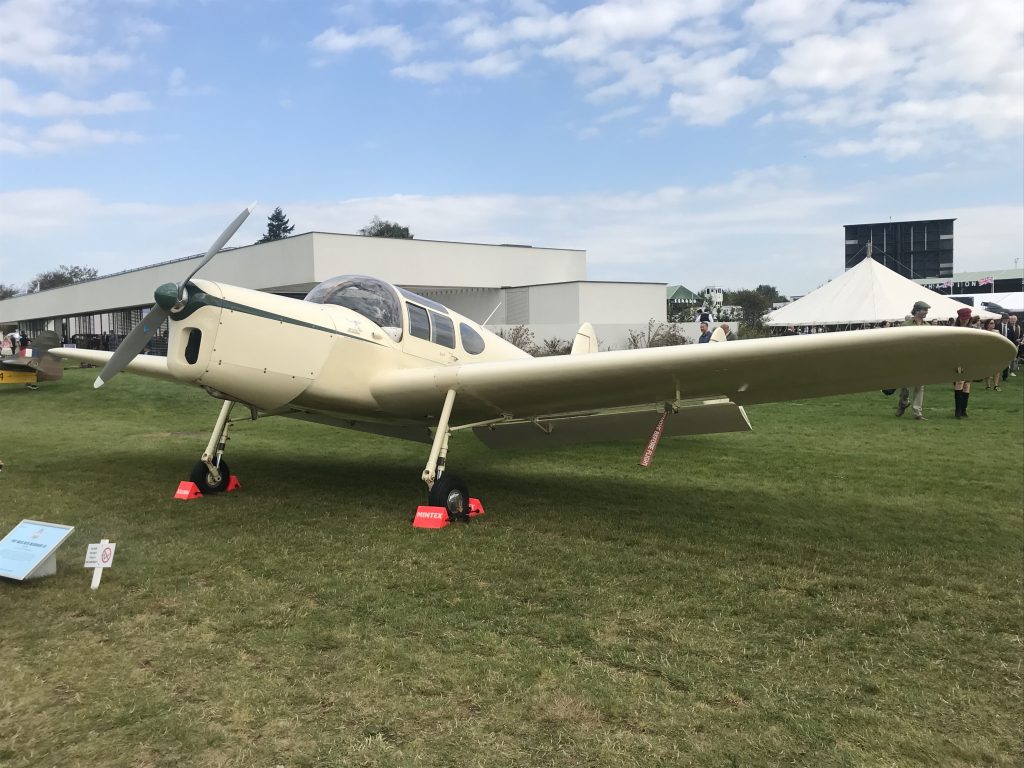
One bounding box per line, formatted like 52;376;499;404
430;311;456;349
304;276;402;331
407;303;430;340
460;323;485;354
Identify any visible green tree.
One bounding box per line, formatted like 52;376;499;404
754;284;788;303
731;289;772;330
723;285;786;305
497;325;537;355
28;265;98;293
0;283;19;300
626;319;690;349
359;216;414;239
257;207;295;243
537;337;571;356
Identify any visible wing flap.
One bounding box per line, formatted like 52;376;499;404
473;399;751;449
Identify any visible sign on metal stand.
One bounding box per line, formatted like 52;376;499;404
0;520;75;581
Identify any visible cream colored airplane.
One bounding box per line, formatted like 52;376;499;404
49;207;1017;516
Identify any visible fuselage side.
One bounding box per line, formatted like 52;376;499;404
163;277;528;418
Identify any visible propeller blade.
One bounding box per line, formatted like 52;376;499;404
178;202;256;300
94;304;168;388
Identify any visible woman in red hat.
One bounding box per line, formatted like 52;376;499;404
953;307;974;418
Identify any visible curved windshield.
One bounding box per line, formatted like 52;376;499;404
304;276;402;330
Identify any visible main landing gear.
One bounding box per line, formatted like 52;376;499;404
421;389;473;521
190;399;235;494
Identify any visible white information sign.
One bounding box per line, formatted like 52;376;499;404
0;520;75;581
84;539;116;590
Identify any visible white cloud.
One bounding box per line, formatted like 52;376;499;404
310;25;417;61
464;51;523;78
0;120;143;155
670;76;765;125
0;188;99;229
742;0;845;43
0;78;149;117
393;51;524;83
392;60;457;83
0;0;132;78
118;16;166;49
770;32;908;91
375;0;1024;156
818;135;924;160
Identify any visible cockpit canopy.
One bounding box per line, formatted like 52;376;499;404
304;276;402;330
304;274;488;355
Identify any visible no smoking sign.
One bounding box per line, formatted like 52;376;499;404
84;539;117;590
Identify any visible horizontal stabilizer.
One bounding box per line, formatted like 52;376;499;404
1;331;64;381
474;399;751;450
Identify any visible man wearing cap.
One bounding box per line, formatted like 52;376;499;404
896;301;930;420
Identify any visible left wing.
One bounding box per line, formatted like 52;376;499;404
370;326;1015;424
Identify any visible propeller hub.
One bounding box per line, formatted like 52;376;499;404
155;282;180;312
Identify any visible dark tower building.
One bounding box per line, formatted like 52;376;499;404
844;219;954;279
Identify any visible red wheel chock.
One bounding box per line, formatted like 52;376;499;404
173;476;241;500
174;481;203;500
413;498;485;528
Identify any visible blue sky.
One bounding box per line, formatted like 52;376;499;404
1;0;1021;296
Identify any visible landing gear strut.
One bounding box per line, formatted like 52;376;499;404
191;399;235;494
421;389;471;519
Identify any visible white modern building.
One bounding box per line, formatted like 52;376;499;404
0;232;669;351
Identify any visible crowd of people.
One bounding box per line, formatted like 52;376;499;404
890;302;1021;421
0;329;29;356
695;321;737;343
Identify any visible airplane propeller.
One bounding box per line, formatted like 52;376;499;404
93;203;256;389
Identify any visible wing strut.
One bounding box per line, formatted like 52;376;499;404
422;388;457;491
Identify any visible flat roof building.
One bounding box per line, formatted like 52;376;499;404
0;231;668;351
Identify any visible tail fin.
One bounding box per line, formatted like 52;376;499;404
32;331;65;381
570;322;600;354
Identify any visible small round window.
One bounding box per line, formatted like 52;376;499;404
459;323;485;355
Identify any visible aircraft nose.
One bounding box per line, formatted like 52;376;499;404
154;282;179;312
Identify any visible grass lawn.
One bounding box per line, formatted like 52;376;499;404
1;367;1021;767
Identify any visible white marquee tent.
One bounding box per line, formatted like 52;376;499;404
765;257;1000;327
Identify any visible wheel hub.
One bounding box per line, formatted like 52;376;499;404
446;489;465;514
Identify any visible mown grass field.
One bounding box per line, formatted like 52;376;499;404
1;366;1021;767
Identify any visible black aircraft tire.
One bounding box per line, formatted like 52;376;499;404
428;473;470;521
190;459;231;494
